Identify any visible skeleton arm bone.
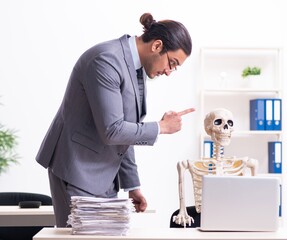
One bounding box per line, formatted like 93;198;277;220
172;160;194;227
246;157;259;176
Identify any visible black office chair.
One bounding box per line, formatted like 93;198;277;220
0;192;53;240
170;206;201;228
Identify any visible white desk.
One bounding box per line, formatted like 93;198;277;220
0;205;55;226
33;227;287;240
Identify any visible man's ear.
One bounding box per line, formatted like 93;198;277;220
151;40;163;53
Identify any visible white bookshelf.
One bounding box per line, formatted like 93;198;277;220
199;47;284;217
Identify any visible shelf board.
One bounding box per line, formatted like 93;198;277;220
258;173;282;178
202;130;282;138
202;88;281;94
234;130;282;135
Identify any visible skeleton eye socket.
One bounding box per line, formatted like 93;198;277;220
214;119;222;125
227;120;233;127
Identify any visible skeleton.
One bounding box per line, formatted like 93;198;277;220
173;108;259;227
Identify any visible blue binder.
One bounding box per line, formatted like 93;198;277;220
265;99;273;130
268;141;282;173
279;184;282;217
203;140;213;158
273;98;282;130
250;99;265;130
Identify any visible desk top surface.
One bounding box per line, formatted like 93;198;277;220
0;205;54;215
33;227;287;240
0;206;55;226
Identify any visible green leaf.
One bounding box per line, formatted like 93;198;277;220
0;124;19;173
242;66;261;78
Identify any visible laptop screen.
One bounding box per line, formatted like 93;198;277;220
200;175;280;231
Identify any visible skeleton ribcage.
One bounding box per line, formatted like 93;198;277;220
189;159;246;213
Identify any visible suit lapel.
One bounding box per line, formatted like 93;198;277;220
119;35;143;120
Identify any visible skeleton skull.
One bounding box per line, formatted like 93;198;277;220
204;108;234;146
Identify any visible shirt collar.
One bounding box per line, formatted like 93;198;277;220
128;36;141;70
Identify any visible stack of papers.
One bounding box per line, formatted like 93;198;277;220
67;196;135;235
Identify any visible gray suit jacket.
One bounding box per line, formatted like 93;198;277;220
36;35;159;196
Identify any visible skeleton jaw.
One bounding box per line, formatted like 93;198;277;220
212;132;231;146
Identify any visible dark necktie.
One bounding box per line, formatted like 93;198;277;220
136;67;144;108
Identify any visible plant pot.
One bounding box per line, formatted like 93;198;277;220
241;75;263;89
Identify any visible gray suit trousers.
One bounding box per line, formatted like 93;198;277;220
48;168;117;227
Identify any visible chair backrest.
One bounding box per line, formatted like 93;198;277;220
0;192;52;206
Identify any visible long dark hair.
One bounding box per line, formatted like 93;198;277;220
140;13;192;56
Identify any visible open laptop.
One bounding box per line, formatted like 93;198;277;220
199;175;280;232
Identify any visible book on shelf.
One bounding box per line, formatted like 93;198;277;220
249;98;282;131
203;140;213;158
250;99;265;130
279;184;282;217
265;99;273;130
273;99;282;130
268;141;282;174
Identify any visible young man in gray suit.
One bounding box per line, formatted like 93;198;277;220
36;12;194;227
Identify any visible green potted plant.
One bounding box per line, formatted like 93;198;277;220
241;66;261;78
241;66;262;89
0;105;19;173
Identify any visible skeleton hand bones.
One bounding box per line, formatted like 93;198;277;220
173;208;194;227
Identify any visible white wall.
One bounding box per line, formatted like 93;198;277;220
0;0;286;228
